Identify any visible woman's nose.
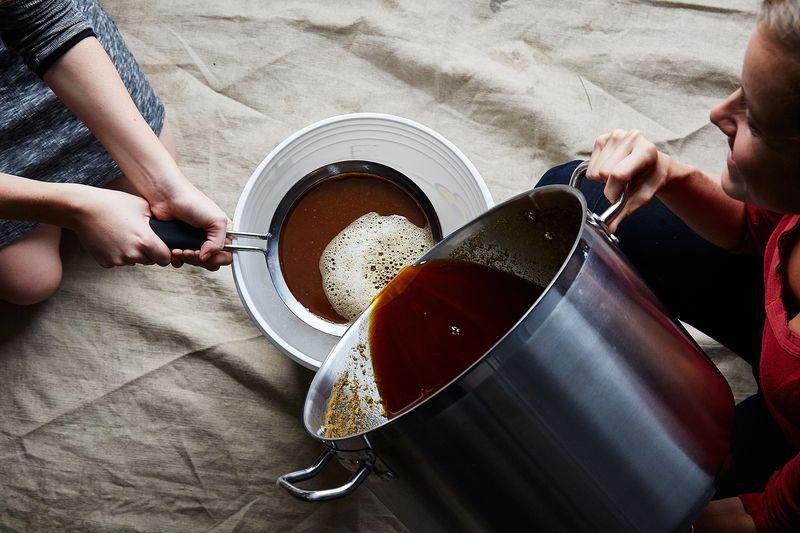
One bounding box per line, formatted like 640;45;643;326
710;90;740;139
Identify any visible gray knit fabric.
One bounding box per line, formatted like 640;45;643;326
0;0;165;249
0;0;92;74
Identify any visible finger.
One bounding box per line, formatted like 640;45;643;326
607;216;625;235
605;147;657;205
590;129;627;180
600;143;636;202
604;179;627;205
606;181;658;234
586;133;611;180
622;182;658;219
183;250;202;266
601;133;648;202
120;254;139;267
587;133;611;180
202;250;233;268
171;249;184;268
611;144;658;183
144;229;172;267
598;137;634;179
200;216;228;261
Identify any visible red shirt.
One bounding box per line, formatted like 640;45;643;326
735;206;800;532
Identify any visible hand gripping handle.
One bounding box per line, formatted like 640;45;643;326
568;160;629;228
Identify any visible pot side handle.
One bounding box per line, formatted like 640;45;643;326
568;160;628;233
278;449;373;502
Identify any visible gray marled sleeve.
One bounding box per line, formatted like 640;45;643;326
0;0;94;76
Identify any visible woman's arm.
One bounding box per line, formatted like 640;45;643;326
0;173;80;227
42;36;179;209
43;37;230;266
654;160;747;252
587;129;748;252
1;0;230;267
0;172;172;267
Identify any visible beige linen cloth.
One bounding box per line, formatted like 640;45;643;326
0;0;761;530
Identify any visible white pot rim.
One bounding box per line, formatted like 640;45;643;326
231;112;493;370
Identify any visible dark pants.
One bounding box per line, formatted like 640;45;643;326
537;161;795;498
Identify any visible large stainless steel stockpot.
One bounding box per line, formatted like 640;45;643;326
279;162;735;532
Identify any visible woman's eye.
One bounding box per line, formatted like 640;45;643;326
747;120;761;137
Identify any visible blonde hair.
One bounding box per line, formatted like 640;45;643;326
761;0;800;51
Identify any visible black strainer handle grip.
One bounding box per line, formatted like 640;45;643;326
149;218;207;251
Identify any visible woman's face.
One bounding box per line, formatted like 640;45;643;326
710;24;800;213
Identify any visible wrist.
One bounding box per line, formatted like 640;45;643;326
53;183;97;230
134;164;192;211
658;155;695;197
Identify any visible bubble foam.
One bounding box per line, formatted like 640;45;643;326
319;212;435;321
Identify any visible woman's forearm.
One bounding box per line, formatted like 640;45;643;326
42;37;185;207
0;172;85;228
657;159;747;252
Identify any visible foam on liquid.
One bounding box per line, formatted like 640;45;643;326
319;212;435;321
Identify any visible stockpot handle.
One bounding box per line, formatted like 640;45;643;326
568;160;628;230
278;448;373;502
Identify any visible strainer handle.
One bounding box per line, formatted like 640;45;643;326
568;160;628;229
278;448;373;502
149;219;268;253
149;218;206;251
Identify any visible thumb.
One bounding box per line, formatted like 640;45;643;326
145;231;172;267
604;177;627;204
200;217;227;261
607;216;623;235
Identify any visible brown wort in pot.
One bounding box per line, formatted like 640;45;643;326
279;172;432;324
322;259;544;437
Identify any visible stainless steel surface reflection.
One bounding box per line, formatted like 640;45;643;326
280;162;735;532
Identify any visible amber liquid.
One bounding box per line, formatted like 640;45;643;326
279;173;430;323
369;259;544;418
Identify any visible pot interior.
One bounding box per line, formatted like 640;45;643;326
304;185;586;440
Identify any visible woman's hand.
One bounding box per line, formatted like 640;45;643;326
586;129;675;233
693;498;756;533
68;185;171;268
147;179;232;271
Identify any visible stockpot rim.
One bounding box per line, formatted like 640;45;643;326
303;181;595;443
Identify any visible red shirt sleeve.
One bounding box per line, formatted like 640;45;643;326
734;205;783;255
739;453;800;532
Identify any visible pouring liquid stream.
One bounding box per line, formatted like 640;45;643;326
369;259;545;418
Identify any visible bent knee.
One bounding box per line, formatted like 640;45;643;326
0;225;63;306
2;263;62;306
